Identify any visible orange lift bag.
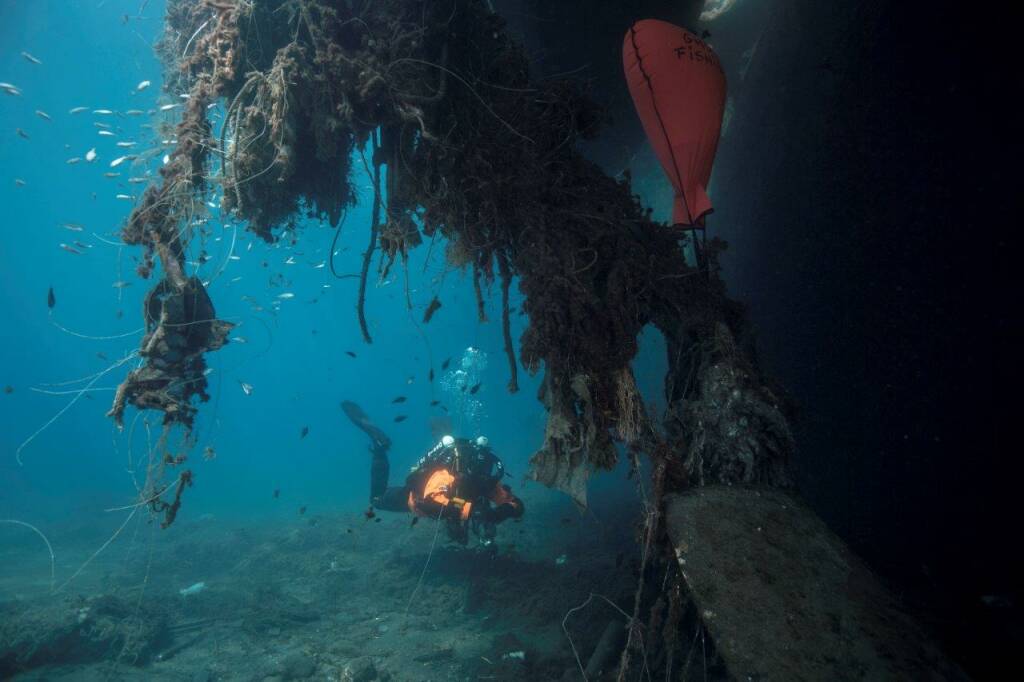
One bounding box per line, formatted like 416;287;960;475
624;19;727;227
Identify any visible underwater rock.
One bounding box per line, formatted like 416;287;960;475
665;486;969;680
0;593;168;676
276;650;317;679
341;656;378;682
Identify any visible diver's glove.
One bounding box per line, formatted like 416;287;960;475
441;496;470;522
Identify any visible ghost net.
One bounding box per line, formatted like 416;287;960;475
109;0;794;673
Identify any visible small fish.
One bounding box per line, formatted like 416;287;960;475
203;445;216;461
93;109;114;115
273;489;280;499
299;506;307;516
430;400;440;407
469;383;481;395
20;51;42;65
93;122;111;129
15;128;29;139
65;157;82;164
14;179;25;187
0;82;22;96
239;381;253;396
59;243;82;255
35;110;51;121
127;177;148;184
73;241;92;250
60;223;84;232
364;507;376;520
277;292;295;299
125;109;144;116
110;155;136;168
284;256;296;265
116;141;137;148
47;286;55;309
115;194;134;200
300;426;309;439
111;280;131;288
423;296;442;323
374;517;381;523
394;415;407;423
159;103;181;111
96;352;108;360
345;351;357;358
68;106;88;114
85;148;97;162
441;358;451;370
392;396;407;404
179;581;206;597
136;80;151;91
2;385;13;394
230;336;247;344
103;172;120;178
97;130;115;137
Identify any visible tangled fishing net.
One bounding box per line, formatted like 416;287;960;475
110;0;792;524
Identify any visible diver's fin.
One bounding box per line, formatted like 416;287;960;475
341;400;392;451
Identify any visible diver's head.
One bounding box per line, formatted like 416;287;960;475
451;436;503;481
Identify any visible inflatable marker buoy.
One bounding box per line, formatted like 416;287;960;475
624;20;726;228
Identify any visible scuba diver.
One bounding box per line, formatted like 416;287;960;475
341;401;524;546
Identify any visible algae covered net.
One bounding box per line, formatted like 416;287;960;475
111;0;792;524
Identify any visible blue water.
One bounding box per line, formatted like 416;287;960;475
0;0;665;545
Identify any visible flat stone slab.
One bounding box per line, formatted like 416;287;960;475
665;486;967;681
